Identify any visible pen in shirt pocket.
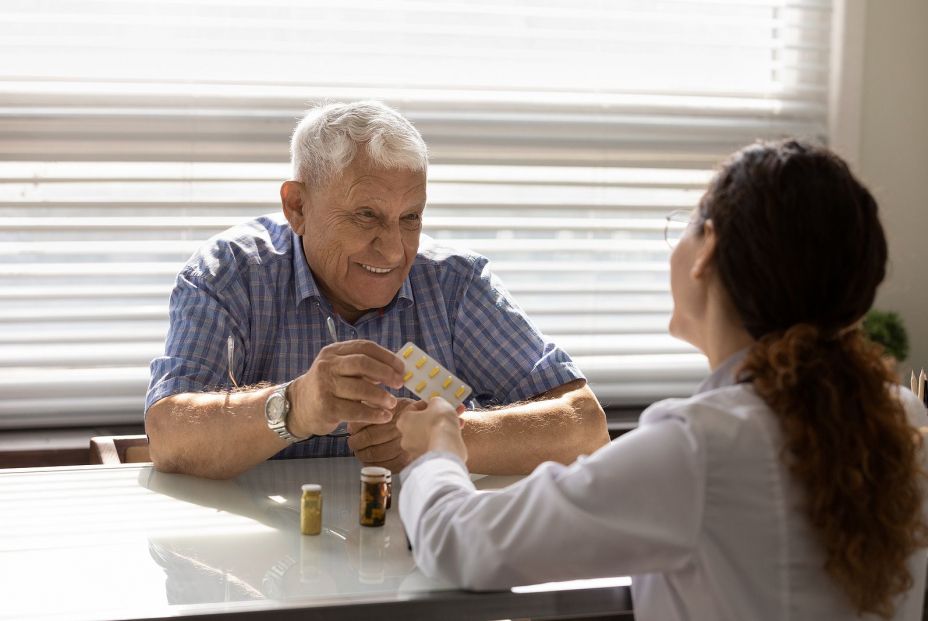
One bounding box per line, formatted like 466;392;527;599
326;316;338;345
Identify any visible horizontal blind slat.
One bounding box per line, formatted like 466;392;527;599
0;0;831;426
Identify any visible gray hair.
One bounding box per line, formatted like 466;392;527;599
290;100;428;188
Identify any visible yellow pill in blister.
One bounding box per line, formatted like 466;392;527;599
442;376;453;389
415;357;427;369
429;392;439;399
403;371;413;382
428;366;440;378
402;346;414;359
415;380;427;393
455;386;466;398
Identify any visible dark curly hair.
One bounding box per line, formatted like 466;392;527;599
699;140;927;618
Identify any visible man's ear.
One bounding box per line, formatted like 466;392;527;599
280;181;308;235
690;219;718;280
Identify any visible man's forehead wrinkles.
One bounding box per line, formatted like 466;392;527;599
343;172;425;197
345;175;378;197
403;182;426;198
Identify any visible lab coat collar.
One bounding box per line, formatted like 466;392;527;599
695;347;750;394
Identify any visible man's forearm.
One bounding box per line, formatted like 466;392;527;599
460;381;609;475
145;386;288;480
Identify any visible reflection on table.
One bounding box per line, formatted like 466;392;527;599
142;457;419;604
0;457;631;620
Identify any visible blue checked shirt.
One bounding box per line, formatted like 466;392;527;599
146;213;584;459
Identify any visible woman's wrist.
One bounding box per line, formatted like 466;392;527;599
426;418;467;460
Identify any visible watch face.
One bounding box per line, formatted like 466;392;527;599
266;394;285;425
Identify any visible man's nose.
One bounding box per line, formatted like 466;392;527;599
375;223;404;263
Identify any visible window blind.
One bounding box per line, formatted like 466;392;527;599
0;0;833;428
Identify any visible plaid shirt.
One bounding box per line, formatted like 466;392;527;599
146;213;584;459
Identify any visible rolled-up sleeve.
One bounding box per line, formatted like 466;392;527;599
399;411;704;590
145;268;249;414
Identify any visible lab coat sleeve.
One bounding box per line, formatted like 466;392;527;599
399;411;705;590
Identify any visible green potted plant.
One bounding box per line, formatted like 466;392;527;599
862;309;909;367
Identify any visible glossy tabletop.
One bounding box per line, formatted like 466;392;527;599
0;457;631;620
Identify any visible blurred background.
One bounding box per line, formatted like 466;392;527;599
0;0;925;463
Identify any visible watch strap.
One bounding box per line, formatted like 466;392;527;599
266;381;310;444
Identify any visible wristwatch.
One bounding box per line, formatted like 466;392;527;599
265;381;309;444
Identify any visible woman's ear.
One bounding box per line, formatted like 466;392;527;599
280;181;307;235
690;219;718;280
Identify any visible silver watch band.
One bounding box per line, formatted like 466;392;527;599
267;381;309;444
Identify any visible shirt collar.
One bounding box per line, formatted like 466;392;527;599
694;347;750;394
291;229;416;312
396;275;415;307
292;230;321;304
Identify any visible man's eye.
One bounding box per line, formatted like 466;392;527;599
401;213;422;229
357;209;376;220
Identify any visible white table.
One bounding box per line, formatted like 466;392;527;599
0;457;631;620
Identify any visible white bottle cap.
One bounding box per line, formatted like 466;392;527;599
301;483;322;493
360;466;388;481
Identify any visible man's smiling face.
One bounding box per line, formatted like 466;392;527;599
300;153;427;322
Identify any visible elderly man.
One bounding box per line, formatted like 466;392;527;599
145;100;608;479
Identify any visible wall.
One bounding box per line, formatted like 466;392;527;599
856;0;928;375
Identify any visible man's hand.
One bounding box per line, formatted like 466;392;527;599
396;398;467;464
286;340;405;438
347;398;417;472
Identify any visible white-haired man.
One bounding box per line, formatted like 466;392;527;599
145;101;609;479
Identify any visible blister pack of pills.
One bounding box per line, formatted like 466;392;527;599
396;342;472;409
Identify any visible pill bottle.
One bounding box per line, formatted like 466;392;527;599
301;483;322;535
359;467;388;527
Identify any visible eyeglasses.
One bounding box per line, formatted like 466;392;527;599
664;209;696;249
227;335;240;389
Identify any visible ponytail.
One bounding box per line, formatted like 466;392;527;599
740;324;928;618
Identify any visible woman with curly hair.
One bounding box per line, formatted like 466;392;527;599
396;140;928;620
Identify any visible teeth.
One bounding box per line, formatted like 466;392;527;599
361;264;393;274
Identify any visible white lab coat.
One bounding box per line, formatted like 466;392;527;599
400;353;928;621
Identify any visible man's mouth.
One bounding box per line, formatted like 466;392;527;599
360;263;395;275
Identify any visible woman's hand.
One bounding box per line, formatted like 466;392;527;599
396;397;467;464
